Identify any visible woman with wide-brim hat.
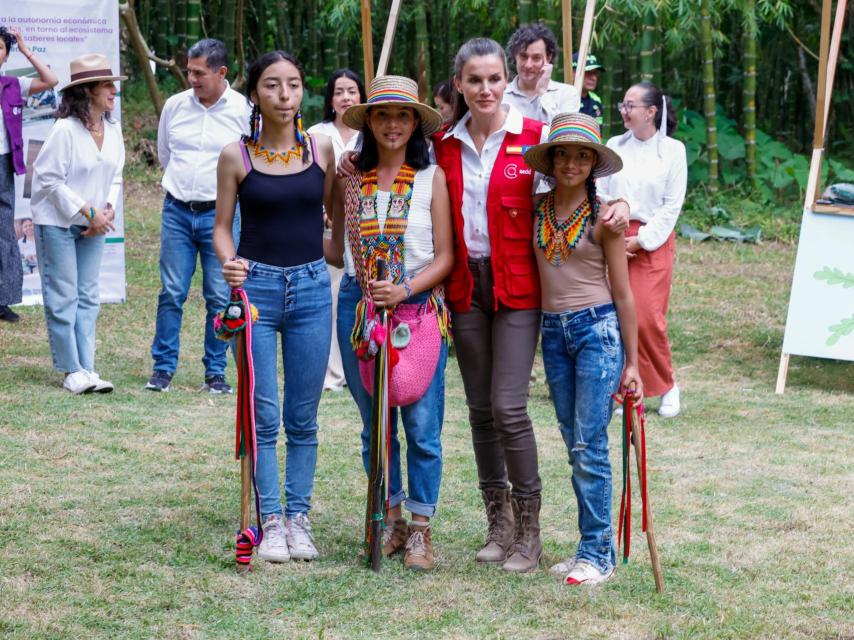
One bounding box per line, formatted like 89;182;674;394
0;25;58;322
30;53;125;394
327;74;453;571
524;112;641;586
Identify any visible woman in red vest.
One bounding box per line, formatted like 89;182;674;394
433;38;629;574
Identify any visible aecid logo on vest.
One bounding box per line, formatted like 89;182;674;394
503;163;532;180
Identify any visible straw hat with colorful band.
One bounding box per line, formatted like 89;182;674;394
342;75;444;137
61;53;126;91
524;112;622;178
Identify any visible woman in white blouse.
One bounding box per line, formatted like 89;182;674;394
31;54;126;394
598;81;687;417
308;69;366;392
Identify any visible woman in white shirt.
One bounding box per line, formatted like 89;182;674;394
0;25;58;322
597;82;687;417
31;54;126;394
307;68;366;392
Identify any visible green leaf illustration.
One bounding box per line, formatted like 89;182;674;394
814;266;854;288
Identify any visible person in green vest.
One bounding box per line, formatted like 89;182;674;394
572;52;604;125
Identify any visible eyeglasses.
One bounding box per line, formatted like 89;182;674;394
617;101;648;113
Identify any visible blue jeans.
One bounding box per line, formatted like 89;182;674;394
34;224;105;373
337;273;447;518
150;196;239;377
541;302;624;573
243;257;331;518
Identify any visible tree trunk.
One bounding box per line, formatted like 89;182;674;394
154;0;170;67
701;0;719;192
640;6;655;82
175;0;187;52
234;0;246;89
120;2;165;115
743;0;757;181
602;45;619;139
415;1;431;101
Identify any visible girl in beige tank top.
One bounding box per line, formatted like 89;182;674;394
522;112;642;585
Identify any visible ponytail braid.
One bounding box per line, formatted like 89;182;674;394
586;175;599;241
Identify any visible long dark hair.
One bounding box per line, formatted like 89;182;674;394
322;69;366;123
633;81;677;136
55;82;114;128
451;38;508;126
355;107;431;172
244;50;309;163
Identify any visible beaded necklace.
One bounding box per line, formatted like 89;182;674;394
250;140;303;165
535;191;592;266
358;164;416;287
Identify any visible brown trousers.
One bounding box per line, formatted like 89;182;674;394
453;258;542;498
626;221;676;397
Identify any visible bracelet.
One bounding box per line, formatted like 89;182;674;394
402;279;413;299
86;207;96;222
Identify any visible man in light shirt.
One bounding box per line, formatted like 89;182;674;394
502;23;581;124
146;39;249;394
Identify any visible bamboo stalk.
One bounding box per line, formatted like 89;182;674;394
700;0;718;193
573;0;596;95
562;0;573;84
361;0;374;84
376;0;403;77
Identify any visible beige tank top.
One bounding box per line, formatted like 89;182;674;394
534;225;613;313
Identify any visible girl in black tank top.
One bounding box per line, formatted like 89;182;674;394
213;51;337;564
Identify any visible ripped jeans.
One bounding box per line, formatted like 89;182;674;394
541;303;623;573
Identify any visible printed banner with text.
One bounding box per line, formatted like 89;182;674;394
2;0;125;304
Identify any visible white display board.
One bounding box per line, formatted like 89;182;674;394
782;209;854;360
2;0;125;304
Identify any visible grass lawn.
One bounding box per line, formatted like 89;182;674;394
1;176;852;640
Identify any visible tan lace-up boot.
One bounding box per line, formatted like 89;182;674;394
403;524;434;571
475;487;514;563
382;518;409;557
501;495;543;573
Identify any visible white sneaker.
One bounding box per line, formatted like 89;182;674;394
286;513;319;560
549;556;578;578
87;371;114;393
258;514;290;562
63;370;96;394
564;559;615;586
658;384;681;418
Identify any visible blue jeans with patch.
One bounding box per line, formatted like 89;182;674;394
150;196;239;377
242;257;331;518
34;224;104;373
541;302;623;573
337;273;447;518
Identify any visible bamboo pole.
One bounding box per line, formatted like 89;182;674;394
361;0;374;84
573;0;596;95
376;0;403;77
775;0;833;395
821;0;847;141
562;0;573;84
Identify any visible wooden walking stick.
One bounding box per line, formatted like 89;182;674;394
616;390;665;593
215;289;262;572
630;401;665;593
364;258;390;571
376;0;403;77
573;0;597;95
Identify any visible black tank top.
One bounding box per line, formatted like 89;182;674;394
236;138;325;267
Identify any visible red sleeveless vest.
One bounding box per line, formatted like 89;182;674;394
433;116;544;313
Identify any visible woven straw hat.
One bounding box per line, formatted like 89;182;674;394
61;53;126;91
523;112;622;178
342;75;443;136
